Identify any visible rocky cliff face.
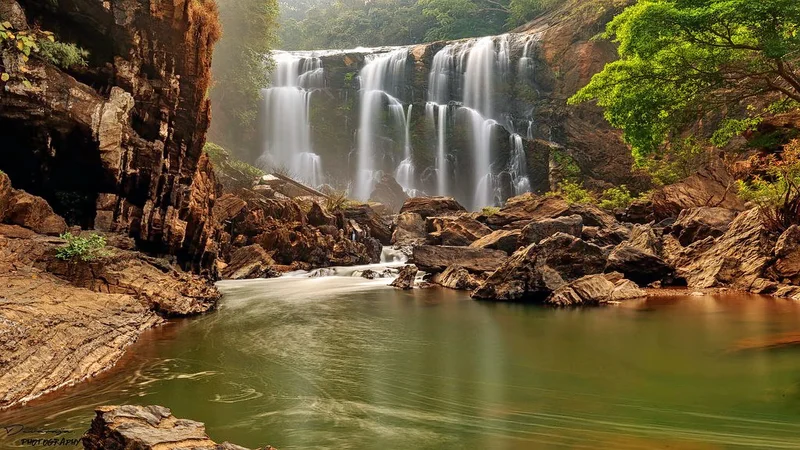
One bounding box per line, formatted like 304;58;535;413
0;0;221;274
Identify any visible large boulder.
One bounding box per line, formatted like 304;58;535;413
519;215;583;246
82;405;260;450
772;225;800;283
400;197;466;219
341;204;393;245
412;245;508;273
370;173;409;213
485;194;570;229
390;265;418;290
628;224;662;256
670;207;738;246
547;274;645;306
567;203;618;229
470;229;522;254
472;233;607;302
606;244;673;286
432;265;484;291
426;215;492;246
221;244;279;280
650;162;746;220
677;208;775;289
392;212;427;246
5;190;68;236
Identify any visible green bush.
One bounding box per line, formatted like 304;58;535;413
56;233;108;261
38;39;88;68
204;142;264;181
481;206;501;216
599;185;634;211
549;181;594;205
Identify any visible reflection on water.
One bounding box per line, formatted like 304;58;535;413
2;275;800;449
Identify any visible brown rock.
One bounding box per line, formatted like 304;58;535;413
412;245;507;273
606;244;673;286
370;173;409;213
341;204;393;245
82;405;260;450
628;224;662;255
485;194;570;228
399;197;467;219
470;229;522;254
5;189;68;236
773;225;800;283
222;244;278;280
547;274;646;306
472;233;607;302
519;214;582;246
671;207;737;246
650;163;746;220
390;265;418;290
426;215;492;246
432;266;484;291
308;201;336;227
392;212;427;246
0;172;11;221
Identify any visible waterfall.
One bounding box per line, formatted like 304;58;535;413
354;48;409;201
261;53;325;187
509;134;531;195
436;105;449;196
395;104;415;192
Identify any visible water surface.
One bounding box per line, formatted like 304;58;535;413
3;274;800;449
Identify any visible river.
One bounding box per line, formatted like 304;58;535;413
2;266;800;449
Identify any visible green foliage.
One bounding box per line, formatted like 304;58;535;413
210;0;279;155
598;185;634;210
549;181;595;205
551;148;581;182
507;0;563;27
38;39;88;68
738;140;800;232
570;0;800;160
481;206;501;216
204;142;264;181
637;138;711;186
56;233;108;262
1;21;89;85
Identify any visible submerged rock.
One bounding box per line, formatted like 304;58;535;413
390;265;418;290
472;233;607;302
82;405;266;450
412;245;507;274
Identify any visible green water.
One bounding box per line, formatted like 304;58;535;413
3;275;800;449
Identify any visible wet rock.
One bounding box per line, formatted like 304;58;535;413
432;266;484;291
772;225;800;283
5;190;67;236
222;244;279;280
650;163;746;220
485;194;570;229
606;244;673;286
426;215;492;246
472;233;607;302
671;207;737;246
677;208;775;289
470;229;522;254
519;215;582;246
341;204;393;245
82;405;262;450
361;269;380;280
412;246;507;274
370;173;409;213
399;197;467;219
392;212;427;246
390;265;418;290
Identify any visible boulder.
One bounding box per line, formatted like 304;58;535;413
0;172;11;221
650;162;746;220
390;265;418;290
671;207;737;246
307;201;337;227
581;225;630;247
547;274;646;306
772;225;800;283
222;244;279;280
431;265;484;291
412;245;508;273
370;173;409;213
567;203;618;229
619;198;653;224
628;224;662;255
677;208;775;289
485;194;570;228
611;279;648;300
472;233;607;302
470;229;522;254
341;204;393;245
606;244;673;286
5;190;68;236
82;405;261;450
519;215;582;246
400;197;467;219
426;215;492;246
392;212;427;246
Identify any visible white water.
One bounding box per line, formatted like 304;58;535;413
509;133;531;195
261;53;325;187
354;48;409;201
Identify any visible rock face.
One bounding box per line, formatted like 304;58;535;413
412;246;508;273
392;212;427;246
4;189;68;236
426;215;492;246
519;215;583;246
222;244;279;280
470;229;522;254
606;244;673;286
649;163;746;220
83;405;261;450
547;274;645;306
370;173;409;213
671;207;737;246
472;233;607;302
432;266;484;291
399;197;467;219
485;194;570;229
390;265;418;290
773;225;800;283
0;0;223;274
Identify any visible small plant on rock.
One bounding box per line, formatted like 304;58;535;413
56;232;109;261
599;185;634;211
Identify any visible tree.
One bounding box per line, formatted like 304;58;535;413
209;0;279;159
569;0;800;162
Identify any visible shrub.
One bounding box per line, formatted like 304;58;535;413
599;185;634;211
549;181;594;205
481;206;500;216
56;233;109;261
38;39;88;68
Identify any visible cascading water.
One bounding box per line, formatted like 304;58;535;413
509;134;531;195
354;48;409;201
261;52;325;187
427;46;455;197
395;105;415;192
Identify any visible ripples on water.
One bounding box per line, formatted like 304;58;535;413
2;268;800;449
